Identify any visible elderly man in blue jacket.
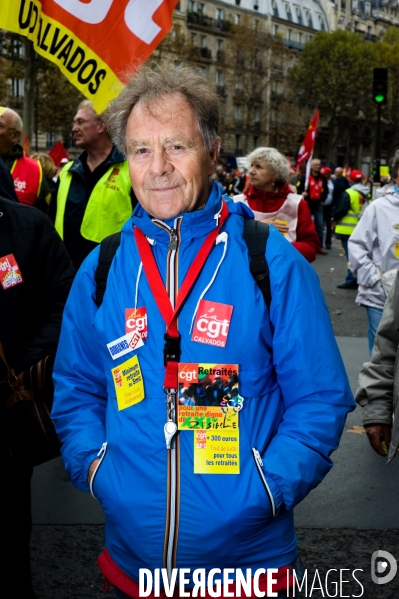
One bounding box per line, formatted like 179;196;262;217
52;63;355;599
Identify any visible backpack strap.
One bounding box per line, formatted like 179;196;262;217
243;219;271;310
94;232;122;307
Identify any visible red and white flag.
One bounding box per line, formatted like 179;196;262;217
0;0;179;113
296;109;319;169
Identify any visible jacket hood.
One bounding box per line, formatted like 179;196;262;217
376;183;394;197
351;183;370;196
127;181;253;243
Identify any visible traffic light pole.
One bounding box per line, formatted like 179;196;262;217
374;102;381;184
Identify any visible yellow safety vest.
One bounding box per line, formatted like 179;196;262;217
55;160;132;243
334;188;365;236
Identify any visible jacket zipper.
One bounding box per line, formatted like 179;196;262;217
252;447;278;518
153;217;182;581
90;442;108;498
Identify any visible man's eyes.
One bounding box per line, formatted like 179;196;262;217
133;144;186;155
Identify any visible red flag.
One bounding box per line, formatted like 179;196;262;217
23;132;29;157
296;110;320;169
48;141;70;167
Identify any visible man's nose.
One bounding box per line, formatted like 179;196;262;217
148;148;173;177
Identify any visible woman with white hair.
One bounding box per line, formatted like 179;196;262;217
234;147;320;262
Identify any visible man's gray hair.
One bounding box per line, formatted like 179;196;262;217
389;150;399;179
105;62;220;155
246;147;290;185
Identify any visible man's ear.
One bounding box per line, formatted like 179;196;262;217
208;137;221;175
13;129;21;144
98;120;108;134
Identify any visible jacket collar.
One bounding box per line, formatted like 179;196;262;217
69;145;125;176
129;181;225;244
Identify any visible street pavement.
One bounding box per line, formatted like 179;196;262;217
30;235;399;598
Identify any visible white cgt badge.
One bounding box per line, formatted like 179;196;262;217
107;331;144;360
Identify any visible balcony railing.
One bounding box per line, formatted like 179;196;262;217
187;11;232;32
282;39;304;51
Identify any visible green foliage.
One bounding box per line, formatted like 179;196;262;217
289;30;380;119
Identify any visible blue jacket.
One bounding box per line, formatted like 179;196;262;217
52;183;354;590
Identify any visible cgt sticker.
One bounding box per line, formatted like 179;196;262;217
125;307;148;339
191;300;233;348
0;254;23;289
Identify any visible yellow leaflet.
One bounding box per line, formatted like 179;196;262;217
0;0;121;113
394;242;399;259
112;355;145;411
194;429;240;474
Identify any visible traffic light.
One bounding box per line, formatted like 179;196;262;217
373;68;388;104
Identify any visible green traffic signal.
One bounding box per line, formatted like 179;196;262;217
374;94;385;103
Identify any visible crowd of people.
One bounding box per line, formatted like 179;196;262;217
0;63;398;598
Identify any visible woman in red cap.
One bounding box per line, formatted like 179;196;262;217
233;147;320;262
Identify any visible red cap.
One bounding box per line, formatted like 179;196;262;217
320;167;331;175
349;169;363;181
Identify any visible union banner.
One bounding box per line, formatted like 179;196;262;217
0;0;179;113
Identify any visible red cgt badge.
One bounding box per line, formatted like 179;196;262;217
0;254;23;290
191;299;233;348
125;307;148;339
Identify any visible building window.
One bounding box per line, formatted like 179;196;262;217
253;136;259;149
12;39;24;57
254;1;259;10
287;29;292;41
217;38;224;51
273;24;278;35
285;3;292;21
191;33;197;45
198;3;205;14
216;8;223;20
46;131;56;149
254;108;260;123
271;0;279;17
235;134;242;151
189;1;196;12
199;66;208;78
234;105;242;120
295;5;302;24
9;77;24;98
216;70;223;84
235;14;241;24
298;31;302;43
235;0;240;5
200;35;207;48
365;2;371;17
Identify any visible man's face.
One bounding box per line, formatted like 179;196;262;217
126;94;218;220
72;107;104;149
335;168;343;178
311;160;321;174
0;110;20;156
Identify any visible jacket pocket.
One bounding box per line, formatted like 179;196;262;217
90;442;108;499
252;447;280;518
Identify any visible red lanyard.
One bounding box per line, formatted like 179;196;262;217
134;200;229;389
